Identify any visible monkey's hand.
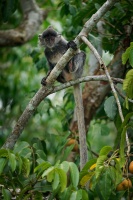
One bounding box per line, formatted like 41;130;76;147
67;41;77;51
41;70;51;86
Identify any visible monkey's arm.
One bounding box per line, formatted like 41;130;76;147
41;70;52;86
41;61;55;86
67;40;78;51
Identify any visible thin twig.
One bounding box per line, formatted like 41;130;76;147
81;35;130;155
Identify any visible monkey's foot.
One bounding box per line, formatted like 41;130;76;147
41;77;47;86
67;41;77;50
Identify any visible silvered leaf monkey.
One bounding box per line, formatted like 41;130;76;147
38;26;87;169
38;26;86;85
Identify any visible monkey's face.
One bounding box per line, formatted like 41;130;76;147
38;34;61;49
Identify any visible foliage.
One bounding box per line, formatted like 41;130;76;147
0;140;132;199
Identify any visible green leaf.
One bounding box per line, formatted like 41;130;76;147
22;157;31;177
122;42;133;66
129;47;133;67
60;161;70;173
2;188;11;200
16;154;23;174
123;69;133;98
61;145;75;162
70;190;82;200
34;161;51;174
122;47;130;65
101;124;110;136
0;158;7;174
99;168;112;200
56;168;67;192
52;171;60;190
69;162;79;188
99;146;112;156
47;169;55;182
80;171;95;186
119;127;126;168
121;112;133;128
36;150;46;160
109;165;122;188
95;155;106;179
82;189;89;200
42;166;55;178
0;149;8;157
81;158;97;172
104;96;117;120
14;141;30;154
8;151;16;172
59;185;72;200
69;5;77;15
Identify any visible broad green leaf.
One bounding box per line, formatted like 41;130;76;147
36;150;46;160
16;154;23;174
122;42;133;66
47;169;55;182
0;149;8;157
0;158;7;174
80;171;95;186
101;124;110;136
109;165;122;188
121;112;133;128
60;161;70;173
8;151;16;172
59;185;72;200
129;47;133;67
99;146;112;156
42;166;55;178
14;141;30;154
79;158;97;181
2;188;11;200
70;191;77;200
119;127;126;168
99;168;112;200
81;158;97;172
56;168;67;192
34;161;51;174
82;189;89;200
69;5;77;15
123;69;133;98
104;96;117;120
122;47;130;65
52;171;60;190
95;155;106;179
61;145;75;162
69;162;79;188
22;157;31;177
70;190;82;200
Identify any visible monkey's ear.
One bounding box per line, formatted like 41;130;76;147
48;25;53;29
38;34;42;39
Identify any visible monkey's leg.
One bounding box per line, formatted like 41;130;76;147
68;52;86;78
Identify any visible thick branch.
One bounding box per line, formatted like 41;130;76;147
0;0;47;47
